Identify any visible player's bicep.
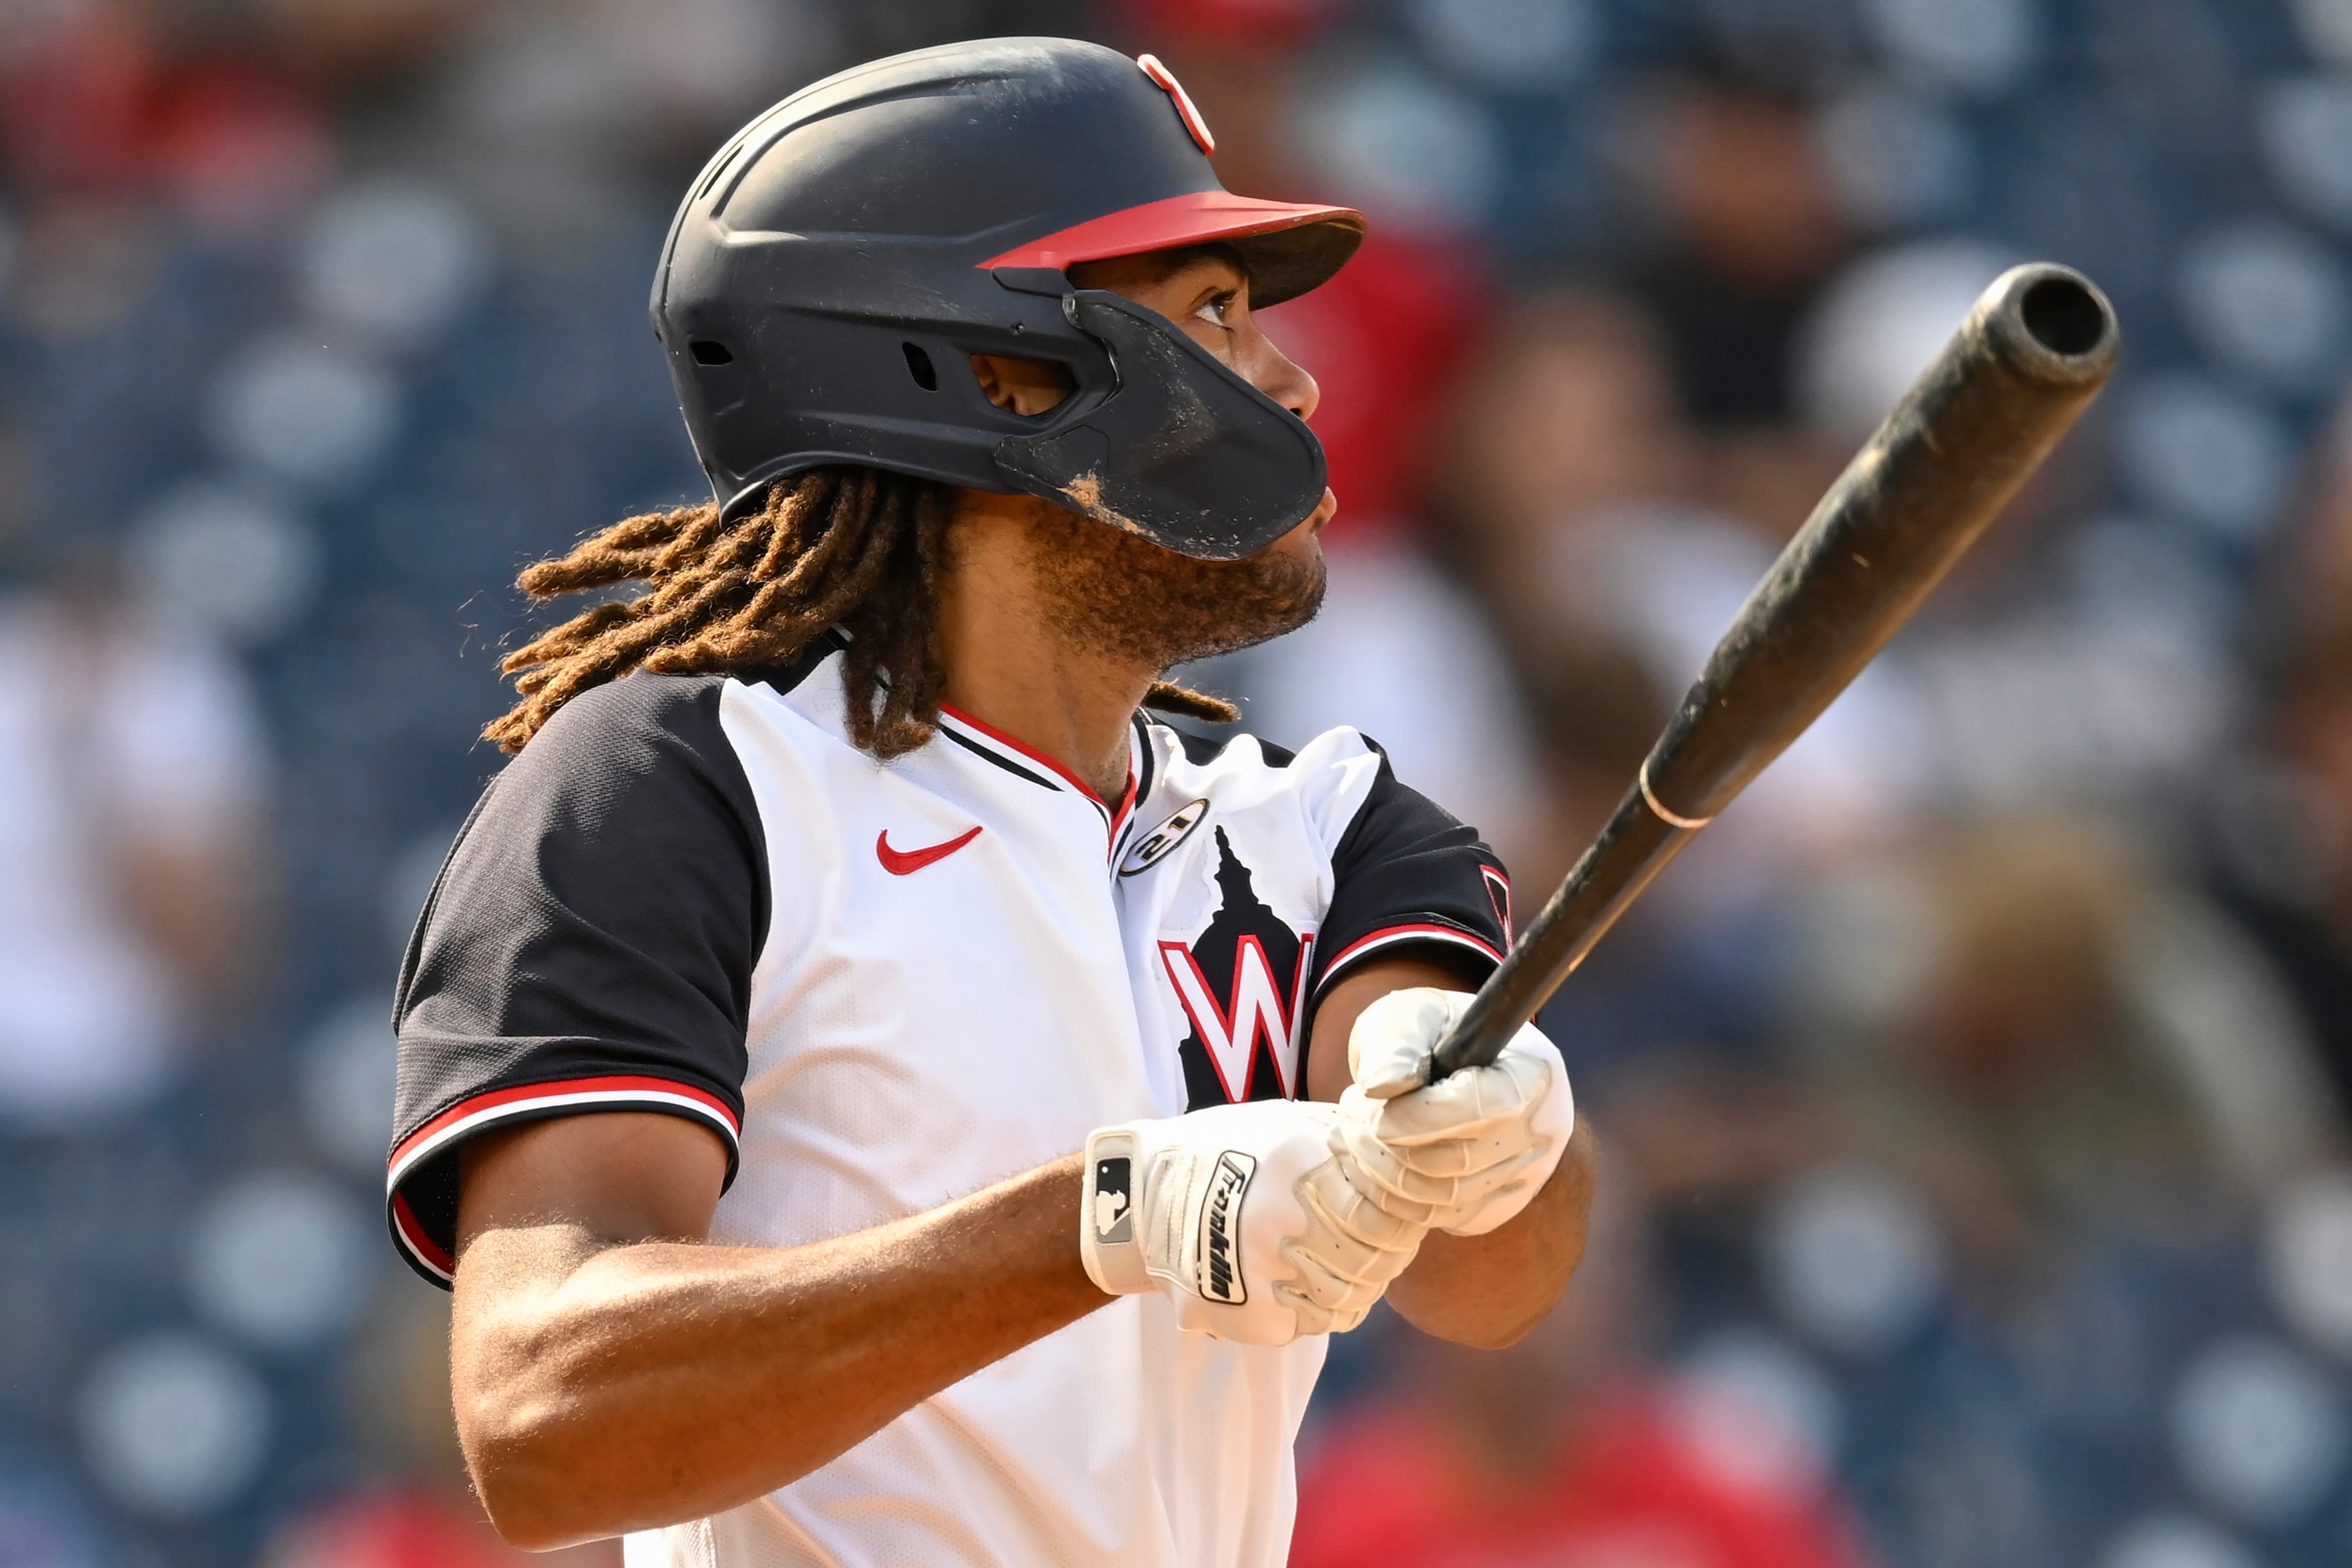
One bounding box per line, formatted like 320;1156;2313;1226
456;1111;730;1263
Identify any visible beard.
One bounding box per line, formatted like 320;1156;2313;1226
1025;507;1327;671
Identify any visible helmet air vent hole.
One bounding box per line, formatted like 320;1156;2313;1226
903;343;938;391
690;340;733;366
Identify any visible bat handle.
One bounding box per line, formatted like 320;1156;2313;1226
1425;955;1551;1083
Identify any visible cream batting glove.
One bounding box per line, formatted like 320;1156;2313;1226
1334;987;1574;1236
1081;1099;1426;1347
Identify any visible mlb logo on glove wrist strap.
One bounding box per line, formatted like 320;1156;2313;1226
1081;1130;1151;1296
1094;1155;1134;1243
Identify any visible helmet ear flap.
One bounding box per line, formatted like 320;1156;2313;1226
992;292;1327;560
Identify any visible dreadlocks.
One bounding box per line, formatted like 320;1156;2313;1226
485;466;1238;758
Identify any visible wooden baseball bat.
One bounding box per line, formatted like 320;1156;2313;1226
1429;262;2120;1079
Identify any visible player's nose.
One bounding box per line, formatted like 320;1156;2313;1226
1248;331;1320;423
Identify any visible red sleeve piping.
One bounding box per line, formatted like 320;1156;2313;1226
385;1075;742;1286
1313;922;1506;999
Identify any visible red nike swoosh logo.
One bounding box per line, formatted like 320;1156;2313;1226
877;825;983;875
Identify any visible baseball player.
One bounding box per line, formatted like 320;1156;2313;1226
386;38;1596;1568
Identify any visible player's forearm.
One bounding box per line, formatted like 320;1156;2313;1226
1384;1119;1598;1348
452;1153;1101;1549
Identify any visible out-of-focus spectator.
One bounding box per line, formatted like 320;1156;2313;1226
0;409;34;549
2223;627;2352;1109
1422;284;1693;894
2216;400;2352;1116
1796;815;2336;1275
1793;239;2020;453
0;541;270;1128
1429;282;1910;898
265;0;478;92
1619;72;1853;432
389;0;843;255
1789;240;2233;815
1292;1186;1874;1568
1435;286;1693;646
1763;815;2346;1564
1613;71;1855;540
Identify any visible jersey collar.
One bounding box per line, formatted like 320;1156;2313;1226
933;703;1141;855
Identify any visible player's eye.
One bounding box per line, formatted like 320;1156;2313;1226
1193;291;1237;329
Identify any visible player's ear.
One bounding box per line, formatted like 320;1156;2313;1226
970;353;1076;417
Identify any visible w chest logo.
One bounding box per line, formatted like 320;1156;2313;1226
1158;828;1314;1108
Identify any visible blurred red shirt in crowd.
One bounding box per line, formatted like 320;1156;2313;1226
1259;230;1488;541
0;0;325;222
1290;1180;1872;1568
266;1491;525;1568
1119;0;1362;48
265;1489;619;1568
1291;1382;1869;1568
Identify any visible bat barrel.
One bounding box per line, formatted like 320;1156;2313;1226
1645;262;2116;822
1429;263;2118;1081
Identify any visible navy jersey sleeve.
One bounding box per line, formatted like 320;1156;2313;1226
386;673;767;1285
1309;740;1513;1002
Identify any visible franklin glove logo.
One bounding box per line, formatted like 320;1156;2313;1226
1197;1151;1255;1305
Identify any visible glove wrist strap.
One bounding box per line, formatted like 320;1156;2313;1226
1081;1128;1152;1296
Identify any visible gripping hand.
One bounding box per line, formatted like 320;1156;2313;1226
1334;987;1574;1236
1080;1100;1425;1347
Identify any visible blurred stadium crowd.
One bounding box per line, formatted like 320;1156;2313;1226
6;0;2352;1564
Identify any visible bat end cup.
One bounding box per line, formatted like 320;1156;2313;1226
1980;263;2120;387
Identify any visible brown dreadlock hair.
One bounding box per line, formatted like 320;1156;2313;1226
485;465;1238;758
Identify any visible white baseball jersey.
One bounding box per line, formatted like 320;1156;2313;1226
386;632;1511;1568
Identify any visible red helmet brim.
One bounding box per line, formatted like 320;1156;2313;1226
980;191;1368;307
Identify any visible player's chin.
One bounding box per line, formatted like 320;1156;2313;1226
1185;538;1327;660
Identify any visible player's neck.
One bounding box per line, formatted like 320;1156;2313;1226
934;496;1151;804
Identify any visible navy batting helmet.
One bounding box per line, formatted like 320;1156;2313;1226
652;37;1365;560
